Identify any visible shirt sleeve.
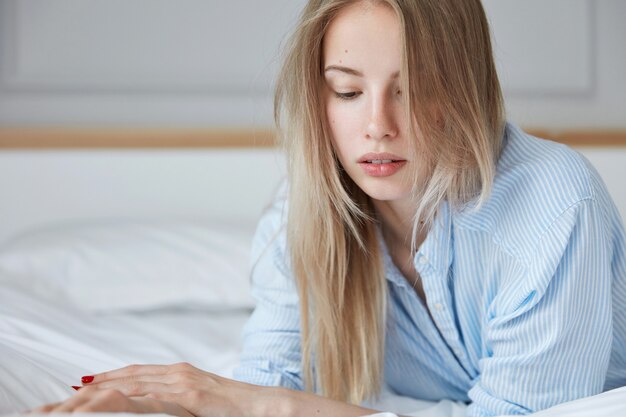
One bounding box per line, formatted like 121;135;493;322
231;194;304;391
467;197;615;417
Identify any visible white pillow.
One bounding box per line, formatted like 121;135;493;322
0;219;256;312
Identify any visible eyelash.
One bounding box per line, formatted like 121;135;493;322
334;91;361;100
333;90;402;101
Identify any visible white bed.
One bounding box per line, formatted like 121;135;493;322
0;146;624;417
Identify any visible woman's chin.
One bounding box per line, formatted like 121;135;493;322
360;184;412;203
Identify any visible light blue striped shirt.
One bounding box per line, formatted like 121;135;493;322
233;123;626;416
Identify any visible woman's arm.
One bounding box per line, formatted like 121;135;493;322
467;198;616;416
232;187;306;390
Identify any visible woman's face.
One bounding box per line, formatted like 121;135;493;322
323;1;416;203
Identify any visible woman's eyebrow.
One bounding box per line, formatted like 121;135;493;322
323;65;400;79
324;65;363;77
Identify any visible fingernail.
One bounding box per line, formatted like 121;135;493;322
72;385;82;391
81;375;94;384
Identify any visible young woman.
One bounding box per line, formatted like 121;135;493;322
33;1;626;416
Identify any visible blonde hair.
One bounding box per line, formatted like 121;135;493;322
274;0;505;405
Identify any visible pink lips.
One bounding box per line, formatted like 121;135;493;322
358;152;407;177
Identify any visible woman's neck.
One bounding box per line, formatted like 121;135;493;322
372;198;427;254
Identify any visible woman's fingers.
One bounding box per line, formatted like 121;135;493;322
87;372;172;390
95;380;184;397
84;362;199;385
31;389;151;413
87;369;202;397
28;402;61;413
73;390;145;412
84;364;170;384
30;387;99;412
51;391;92;412
88;369;192;388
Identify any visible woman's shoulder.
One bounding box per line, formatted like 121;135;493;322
247;178;300;305
253;179;289;245
495;122;597;206
455;123;616;260
250;179;290;274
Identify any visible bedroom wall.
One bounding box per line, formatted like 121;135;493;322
0;0;624;234
0;0;624;128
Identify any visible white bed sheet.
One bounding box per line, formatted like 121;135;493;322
1;283;625;417
0;284;248;414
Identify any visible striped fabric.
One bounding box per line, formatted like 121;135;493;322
233;123;626;417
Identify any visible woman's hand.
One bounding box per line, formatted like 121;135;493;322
29;387;194;417
68;362;285;417
31;362;380;417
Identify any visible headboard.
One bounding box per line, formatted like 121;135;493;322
0;129;285;243
0;128;624;244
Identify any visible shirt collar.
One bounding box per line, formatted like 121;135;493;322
415;200;454;274
377;201;454;285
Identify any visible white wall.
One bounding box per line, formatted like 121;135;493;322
0;0;625;129
496;0;626;129
0;0;306;127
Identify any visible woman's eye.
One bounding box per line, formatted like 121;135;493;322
334;91;361;100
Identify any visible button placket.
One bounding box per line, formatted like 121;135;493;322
419;265;455;339
421;264;471;370
402;262;473;382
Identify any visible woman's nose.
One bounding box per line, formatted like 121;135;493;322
365;95;399;141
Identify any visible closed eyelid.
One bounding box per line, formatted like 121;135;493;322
324;77;359;91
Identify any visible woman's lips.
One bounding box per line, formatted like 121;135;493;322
357;153;407;177
358;160;407;177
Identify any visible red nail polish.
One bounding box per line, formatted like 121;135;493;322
81;376;94;384
72;386;82;391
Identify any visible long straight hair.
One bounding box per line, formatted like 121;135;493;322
274;0;505;404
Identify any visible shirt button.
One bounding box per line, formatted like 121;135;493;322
418;255;428;265
434;303;444;311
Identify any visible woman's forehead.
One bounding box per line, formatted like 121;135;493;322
323;2;402;77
